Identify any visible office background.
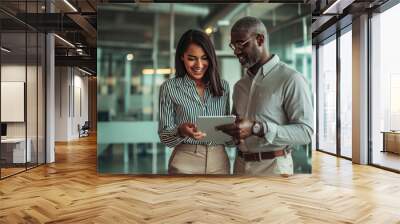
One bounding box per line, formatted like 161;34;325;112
0;1;46;179
97;3;313;174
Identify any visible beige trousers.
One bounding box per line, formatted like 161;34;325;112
234;151;293;176
168;144;230;175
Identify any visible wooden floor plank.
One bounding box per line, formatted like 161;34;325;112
0;134;400;223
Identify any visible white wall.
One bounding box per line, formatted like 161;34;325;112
72;73;89;138
55;67;89;141
1;65;26;141
1;64;46;163
55;67;69;141
1;65;26;81
1;65;36;137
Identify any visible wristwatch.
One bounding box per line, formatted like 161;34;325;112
252;121;263;136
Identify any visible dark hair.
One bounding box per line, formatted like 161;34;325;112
175;29;223;97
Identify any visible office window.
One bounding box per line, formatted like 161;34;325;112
339;29;352;158
317;37;337;154
371;3;400;171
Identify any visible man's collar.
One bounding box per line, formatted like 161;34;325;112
261;54;279;76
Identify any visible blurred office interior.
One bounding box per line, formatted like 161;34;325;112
96;3;313;174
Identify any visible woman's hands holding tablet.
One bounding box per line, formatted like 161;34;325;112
178;123;207;140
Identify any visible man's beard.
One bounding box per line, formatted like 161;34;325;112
241;55;258;69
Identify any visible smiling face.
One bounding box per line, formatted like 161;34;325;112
181;43;209;81
230;31;262;69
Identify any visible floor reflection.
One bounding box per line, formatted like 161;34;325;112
373;150;400;171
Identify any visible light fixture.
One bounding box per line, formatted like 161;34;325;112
142;68;175;75
293;46;312;54
217;20;230;26
63;0;78;12
126;53;134;61
205;27;213;35
54;34;75;48
78;67;93;76
1;47;11;53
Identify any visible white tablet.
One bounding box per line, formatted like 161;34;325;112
197;115;236;144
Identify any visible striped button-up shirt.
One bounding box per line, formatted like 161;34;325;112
158;75;230;148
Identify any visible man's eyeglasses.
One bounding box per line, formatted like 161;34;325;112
229;34;258;51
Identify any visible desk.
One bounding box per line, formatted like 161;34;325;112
382;131;400;154
1;138;31;163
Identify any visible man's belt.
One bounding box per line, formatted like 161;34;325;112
237;149;286;162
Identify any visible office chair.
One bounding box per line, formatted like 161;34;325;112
79;121;90;138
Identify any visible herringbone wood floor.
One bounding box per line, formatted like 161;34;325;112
1;135;400;224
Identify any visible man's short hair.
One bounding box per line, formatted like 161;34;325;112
231;16;267;36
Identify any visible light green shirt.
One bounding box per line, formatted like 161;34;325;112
232;55;314;153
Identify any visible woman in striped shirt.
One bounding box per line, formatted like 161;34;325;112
158;29;231;175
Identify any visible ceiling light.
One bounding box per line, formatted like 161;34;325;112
63;0;78;12
217;20;230;26
1;47;11;53
54;34;75;48
293;46;312;54
205;27;213;35
126;53;134;61
142;68;175;75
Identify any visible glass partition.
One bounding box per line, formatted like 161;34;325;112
339;28;352;158
1;30;27;177
317;36;337;155
0;1;46;179
371;3;400;171
37;31;45;165
27;30;38;169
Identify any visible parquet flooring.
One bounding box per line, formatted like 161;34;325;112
1;134;400;223
1;167;25;177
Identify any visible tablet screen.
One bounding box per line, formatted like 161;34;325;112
197;115;236;144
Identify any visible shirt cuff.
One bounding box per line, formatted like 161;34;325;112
263;121;278;144
160;127;188;148
174;128;189;142
261;121;268;136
